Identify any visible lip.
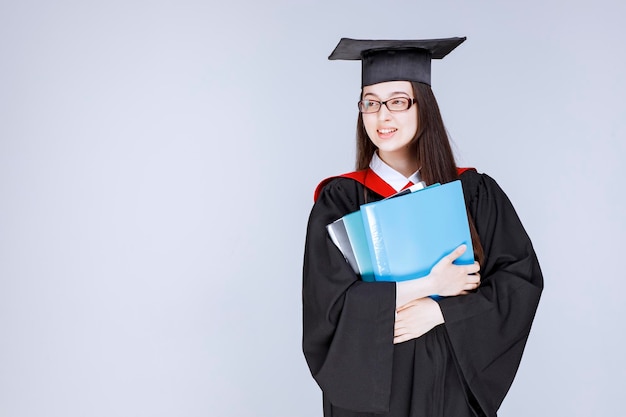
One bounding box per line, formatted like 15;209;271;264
377;127;397;139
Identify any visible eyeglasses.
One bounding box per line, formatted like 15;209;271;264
358;97;416;114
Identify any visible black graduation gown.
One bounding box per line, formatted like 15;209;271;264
302;170;543;417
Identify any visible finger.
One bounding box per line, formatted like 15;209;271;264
394;333;412;344
463;263;480;275
398;299;424;312
396;301;418;312
443;244;467;263
394;328;408;338
468;262;481;274
394;322;407;331
464;281;480;291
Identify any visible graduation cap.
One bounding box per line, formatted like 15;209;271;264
328;37;466;87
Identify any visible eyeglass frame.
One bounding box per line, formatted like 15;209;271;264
357;97;417;114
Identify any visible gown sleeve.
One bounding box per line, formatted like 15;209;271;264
438;172;544;414
302;178;396;413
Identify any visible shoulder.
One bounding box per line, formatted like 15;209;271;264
308;176;365;226
458;169;511;204
313;170;368;202
314;176;363;207
459;171;511;214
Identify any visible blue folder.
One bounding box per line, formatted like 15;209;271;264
360;180;474;281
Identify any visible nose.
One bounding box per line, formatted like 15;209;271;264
377;103;392;121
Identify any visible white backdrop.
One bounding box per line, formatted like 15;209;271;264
1;1;624;416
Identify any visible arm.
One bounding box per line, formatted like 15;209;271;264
437;173;543;414
302;179;396;413
393;244;481;343
395;244;481;309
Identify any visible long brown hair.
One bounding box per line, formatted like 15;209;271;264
355;81;484;265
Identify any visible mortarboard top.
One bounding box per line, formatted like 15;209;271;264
328;37;466;87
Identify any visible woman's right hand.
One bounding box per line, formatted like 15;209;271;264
395;244;481;309
426;244;481;297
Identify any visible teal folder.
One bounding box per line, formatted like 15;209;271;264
327;180;474;282
342;211;376;282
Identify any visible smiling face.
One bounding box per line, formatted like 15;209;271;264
361;81;419;170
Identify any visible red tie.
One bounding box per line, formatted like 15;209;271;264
401;181;414;191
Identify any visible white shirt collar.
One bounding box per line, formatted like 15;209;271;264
369;152;422;192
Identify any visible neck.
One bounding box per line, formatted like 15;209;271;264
377;151;420;178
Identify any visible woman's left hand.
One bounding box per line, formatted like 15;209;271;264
393;297;444;344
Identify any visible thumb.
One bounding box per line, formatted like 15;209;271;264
444;244;467;263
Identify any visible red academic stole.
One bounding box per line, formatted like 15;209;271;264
313;167;475;202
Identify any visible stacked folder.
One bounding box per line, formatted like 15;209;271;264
327;180;474;282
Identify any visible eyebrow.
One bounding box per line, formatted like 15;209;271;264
363;91;411;99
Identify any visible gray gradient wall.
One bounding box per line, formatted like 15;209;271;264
1;1;624;416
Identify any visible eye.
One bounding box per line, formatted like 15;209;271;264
359;100;380;113
390;98;407;106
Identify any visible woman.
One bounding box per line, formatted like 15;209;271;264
302;37;543;417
